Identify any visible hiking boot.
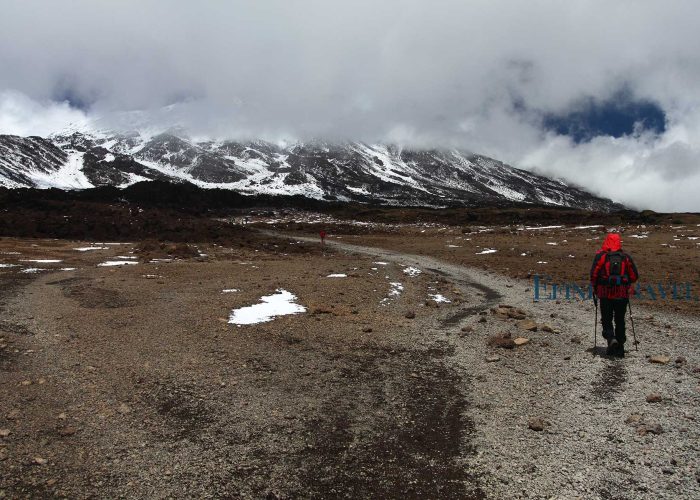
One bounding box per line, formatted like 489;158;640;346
606;338;618;356
615;342;625;358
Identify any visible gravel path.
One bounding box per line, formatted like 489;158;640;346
2;232;697;498
282;231;700;499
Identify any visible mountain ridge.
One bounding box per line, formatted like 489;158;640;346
0;129;623;211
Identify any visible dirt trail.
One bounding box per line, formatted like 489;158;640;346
262;229;503;311
265;231;700;499
254;231;498;498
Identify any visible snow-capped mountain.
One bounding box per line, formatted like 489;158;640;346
0;129;621;210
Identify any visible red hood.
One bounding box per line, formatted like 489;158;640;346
601;233;622;252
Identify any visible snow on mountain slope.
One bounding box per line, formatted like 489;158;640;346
0;135;74;188
0;130;623;210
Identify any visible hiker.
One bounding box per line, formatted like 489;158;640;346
590;233;639;357
319;230;327;248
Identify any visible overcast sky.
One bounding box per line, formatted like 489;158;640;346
1;0;699;211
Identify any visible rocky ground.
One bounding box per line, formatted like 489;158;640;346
248;213;700;315
0;221;698;499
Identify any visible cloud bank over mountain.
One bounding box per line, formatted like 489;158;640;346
1;0;699;211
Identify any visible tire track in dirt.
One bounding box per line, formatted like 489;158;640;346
260;230;502;307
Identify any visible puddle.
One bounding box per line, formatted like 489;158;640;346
229;289;306;325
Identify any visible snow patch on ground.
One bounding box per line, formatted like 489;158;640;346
521;225;563;230
21;268;48;273
74;246;109;251
20;259;62;263
428;293;451;303
381;282;404;304
222;289;239;293
403;267;422;277
228;289;306;325
98;260;139;267
326;273;347;278
476;249;497;255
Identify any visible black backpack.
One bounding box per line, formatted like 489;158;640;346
605;251;628;285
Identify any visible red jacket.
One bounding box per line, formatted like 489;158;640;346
590;233;639;299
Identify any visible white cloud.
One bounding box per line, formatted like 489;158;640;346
0;1;698;210
0;91;88;137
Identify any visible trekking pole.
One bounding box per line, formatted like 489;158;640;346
593;298;598;353
628;300;638;351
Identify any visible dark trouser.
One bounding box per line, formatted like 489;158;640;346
600;298;627;344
